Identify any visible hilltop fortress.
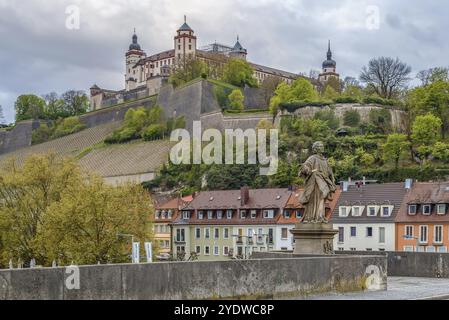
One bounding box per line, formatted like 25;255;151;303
89;17;339;111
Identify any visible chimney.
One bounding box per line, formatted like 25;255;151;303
241;186;250;206
405;179;413;190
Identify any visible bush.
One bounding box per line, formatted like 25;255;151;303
343;110;361;127
228;89;245;111
105;127;139;144
143;124;166;141
279;101;332;113
52;116;86;139
334;97;360;104
369;108;392;134
32;123;54;145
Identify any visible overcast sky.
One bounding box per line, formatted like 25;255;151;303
0;0;448;123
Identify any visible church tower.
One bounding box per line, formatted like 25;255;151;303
126;30;145;91
229;36;247;60
319;40;339;83
174;16;197;68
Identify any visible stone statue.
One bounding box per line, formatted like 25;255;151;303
298;141;336;224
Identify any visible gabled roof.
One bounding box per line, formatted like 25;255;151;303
396;182;449;223
184;188;292;211
331;183;407;223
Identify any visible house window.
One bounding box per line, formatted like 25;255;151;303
241;210;247;219
296;211;302;219
263;210;274;219
422;205;431;215
224;228;229;239
214;246;220;256
352;207;362;217
438;247;448;253
368;206;378;217
196;246;201;254
217;211;223;219
284;210;291;219
367;227;373;237
177;246;185;254
419;226;428;244
257;228;264;244
282;228;288;240
205;228;210;239
338;227;344;243
339;206;349;217
182;211;190;219
223;246;230;256
437;204;446;215
198;211;204;220
226;210;233;219
251;210;257;219
426;246;436;253
408;205;417;215
381;206;392;217
350;227;357;237
434;225;443;244
405;226;414;238
155;210;161;220
379;227;386;244
204;246;210;256
195;228;201;239
214;228;220;239
268;228;274;244
176;229;185;242
208;211;214;219
403;246;414;252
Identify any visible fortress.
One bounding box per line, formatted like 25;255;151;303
89;17;339;111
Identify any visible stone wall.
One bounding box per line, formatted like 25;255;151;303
0;255;386;300
200;111;273;132
0;120;41;154
336;251;449;278
280;104;409;132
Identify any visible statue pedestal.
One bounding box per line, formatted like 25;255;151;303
291;223;339;255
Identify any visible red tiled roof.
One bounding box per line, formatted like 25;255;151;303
396;182;449;223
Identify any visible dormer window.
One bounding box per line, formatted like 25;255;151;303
381;206;393;217
155;210;161;220
167;210;173;219
198;211;204;220
226;210;233;219
422;205;432;216
284;210;291;219
263;210;274;219
251;210;257;219
182;211;190;220
437;204;446;215
367;206;379;217
339;206;350;217
208;211;214;219
352;206;364;217
241;210;247;219
408;205;417;216
217;211;223;220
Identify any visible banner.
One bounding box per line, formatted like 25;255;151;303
132;242;140;264
145;242;153;263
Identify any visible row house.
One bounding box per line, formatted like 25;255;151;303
171;187;339;261
331;182;408;252
396;182;449;253
152;195;193;258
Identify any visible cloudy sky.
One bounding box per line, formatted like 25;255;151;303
0;0;448;122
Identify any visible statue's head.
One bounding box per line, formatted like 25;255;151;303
312;141;324;155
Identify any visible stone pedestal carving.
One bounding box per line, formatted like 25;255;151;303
291;223;339;255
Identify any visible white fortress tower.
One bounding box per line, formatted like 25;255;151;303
126;30;146;91
174;16;197;67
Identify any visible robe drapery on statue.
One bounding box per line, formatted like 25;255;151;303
299;153;336;224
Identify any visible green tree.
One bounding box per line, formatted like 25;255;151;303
314;109;340;130
432;142;449;163
228;89;245;111
61;90;89;116
289;78;319;101
14;94;46;121
322;86;339;101
411;113;442;162
383;133;411;170
0;154;153;267
169;57;208;87
222;58;258;88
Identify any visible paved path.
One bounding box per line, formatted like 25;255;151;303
292;277;449;300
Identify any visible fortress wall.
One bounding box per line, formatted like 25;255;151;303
0;120;40;154
0;255;386;300
283;104;409;132
243;87;269;110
